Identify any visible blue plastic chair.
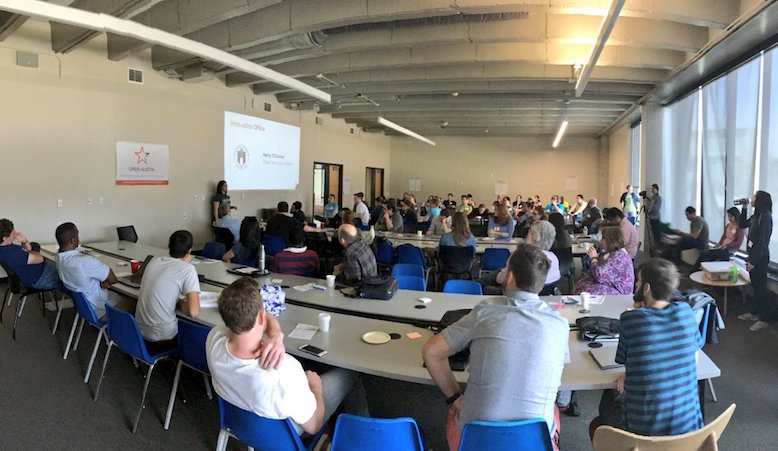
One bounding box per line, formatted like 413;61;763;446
94;305;176;433
331;414;424;451
200;241;226;260
354;218;370;231
216;396;323;451
375;241;395;266
0;260;63;340
458;418;553;451
443;280;483;295
391;263;425;279
61;288;107;384
396;245;428;284
263;235;285;257
480;248;510;276
164;319;214;429
396;275;426;291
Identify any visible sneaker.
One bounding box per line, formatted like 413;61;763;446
750;321;770;331
738;313;759;321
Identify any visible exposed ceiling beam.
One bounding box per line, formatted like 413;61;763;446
0;11;29;40
575;0;626;97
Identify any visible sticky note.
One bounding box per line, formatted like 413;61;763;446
406;332;423;339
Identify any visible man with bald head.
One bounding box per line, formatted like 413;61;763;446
333;223;377;283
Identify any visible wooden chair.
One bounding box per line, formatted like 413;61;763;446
593;403;735;451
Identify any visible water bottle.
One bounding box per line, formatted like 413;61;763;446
730;264;738;283
258;244;266;272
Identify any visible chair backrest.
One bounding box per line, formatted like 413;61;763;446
481;248;510;271
0;260;22;293
551;247;574;276
633;241;643;265
263;235;285;257
177;319;213;374
396;275;426;291
592;403;736;451
397;245;426;269
63;287;104;327
104;304;154;363
212;227;235;252
459;418;554;451
116;225;138;243
218;396;306;451
391;263;425;279
698;303;713;347
437;246;475;275
201;242;226;260
375;240;395;266
331;414;424;451
443;279;483;295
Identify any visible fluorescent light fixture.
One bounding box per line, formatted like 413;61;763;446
377;117;436;146
357;93;380;107
552;121;568;148
0;0;331;103
574;0;626;97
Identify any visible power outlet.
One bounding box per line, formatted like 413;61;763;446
57;199;63;208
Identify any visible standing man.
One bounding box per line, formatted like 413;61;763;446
644;184;662;250
423;244;569;450
0;218;60;290
353;192;370;227
620;185;640;225
333;224;377;283
591;258;703;438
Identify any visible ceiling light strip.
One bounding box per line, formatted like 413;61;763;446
0;0;331;103
552;121;568;148
574;0;626;98
377;117;436;146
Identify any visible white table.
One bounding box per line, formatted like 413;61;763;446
689;271;749;316
377;232;522;254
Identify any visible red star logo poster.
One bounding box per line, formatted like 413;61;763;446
135;146;149;164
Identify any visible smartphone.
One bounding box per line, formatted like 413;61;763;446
299;344;327;357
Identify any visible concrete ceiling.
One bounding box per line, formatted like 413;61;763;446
0;0;770;138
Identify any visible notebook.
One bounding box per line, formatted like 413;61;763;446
117;255;154;288
589;345;623;370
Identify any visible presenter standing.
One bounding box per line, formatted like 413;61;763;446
738;191;774;331
212;180;231;221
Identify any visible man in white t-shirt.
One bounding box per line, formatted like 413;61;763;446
207;278;369;437
353;192;370;226
135;230;201;353
55;222;133;319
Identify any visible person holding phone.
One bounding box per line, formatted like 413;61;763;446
737;191;774;331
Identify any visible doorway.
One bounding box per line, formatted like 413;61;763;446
313;162;343;218
365;167;384;204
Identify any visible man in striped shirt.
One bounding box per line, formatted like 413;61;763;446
591;258;703;438
269;227;319;277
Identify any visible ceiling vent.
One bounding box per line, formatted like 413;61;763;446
128;68;143;84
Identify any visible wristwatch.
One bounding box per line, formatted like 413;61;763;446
446;391;462;405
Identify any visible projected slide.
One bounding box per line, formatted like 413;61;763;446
224;111;300;190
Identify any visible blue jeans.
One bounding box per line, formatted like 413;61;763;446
32;260;60;290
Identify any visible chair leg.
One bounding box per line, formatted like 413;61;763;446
164;360;184;430
0;289;9;323
84;328;105;384
132;363;156;434
707;378;718;402
63;314;80;360
73;317;86;351
12;295;28;340
51;293;65;335
204;374;213;400
94;343;113;401
216;430;230;451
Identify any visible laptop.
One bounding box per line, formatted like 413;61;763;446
117;255;154;288
589;345;623;370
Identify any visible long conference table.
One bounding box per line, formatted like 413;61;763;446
40;241;721;396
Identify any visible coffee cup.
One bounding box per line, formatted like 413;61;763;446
326;275;336;288
318;312;331;333
580;291;591;311
416;230;422;236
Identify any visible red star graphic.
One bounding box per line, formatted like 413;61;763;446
135;146;149;164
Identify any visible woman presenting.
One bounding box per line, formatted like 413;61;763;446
212;180;231;221
738;191;774;331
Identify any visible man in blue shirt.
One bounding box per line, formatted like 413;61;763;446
323;194;339;219
0;218;59;290
591;258;703;439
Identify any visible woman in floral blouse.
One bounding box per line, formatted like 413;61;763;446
574;226;634;295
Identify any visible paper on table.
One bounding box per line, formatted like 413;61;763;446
288;323;318;340
200;291;220;308
231;266;258;275
115;270;132;278
293;283;313;292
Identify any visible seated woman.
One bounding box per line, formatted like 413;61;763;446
439;212;476;250
487;221;561;295
549;212;573;251
574;226;634;295
693;207;745;271
222;216;261;265
487;204;515;239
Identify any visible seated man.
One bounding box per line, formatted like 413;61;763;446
545;195;565;214
423;243;569;450
0;218;59;290
265;202;304;247
581;198;603;233
376;200;403;233
333;224;377;283
135;230;201;353
591;258;703;438
604;208;640;260
290;201;308;225
207;278;369;437
568;194;587;218
663;206;709;264
455;195;473;215
369;196;385;226
213;203;240;242
269;227;319;277
400;199;418;232
427;209;451;236
55;222;133;318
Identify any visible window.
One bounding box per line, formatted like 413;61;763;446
760;48;778;258
662;91;699;229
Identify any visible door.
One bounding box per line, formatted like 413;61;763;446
313;162;343;218
365;167;384;203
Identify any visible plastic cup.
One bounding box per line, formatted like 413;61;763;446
318;312;331;333
580;291;591;311
416;230;422;236
326;275;336;288
130;260;140;274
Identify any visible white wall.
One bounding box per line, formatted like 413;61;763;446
388;135;604;206
607;124;630;207
0;20;390;248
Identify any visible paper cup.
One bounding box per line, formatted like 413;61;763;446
318;312;331;332
580;291;590;310
130;260;140;274
416;230;422;236
326;274;336;288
